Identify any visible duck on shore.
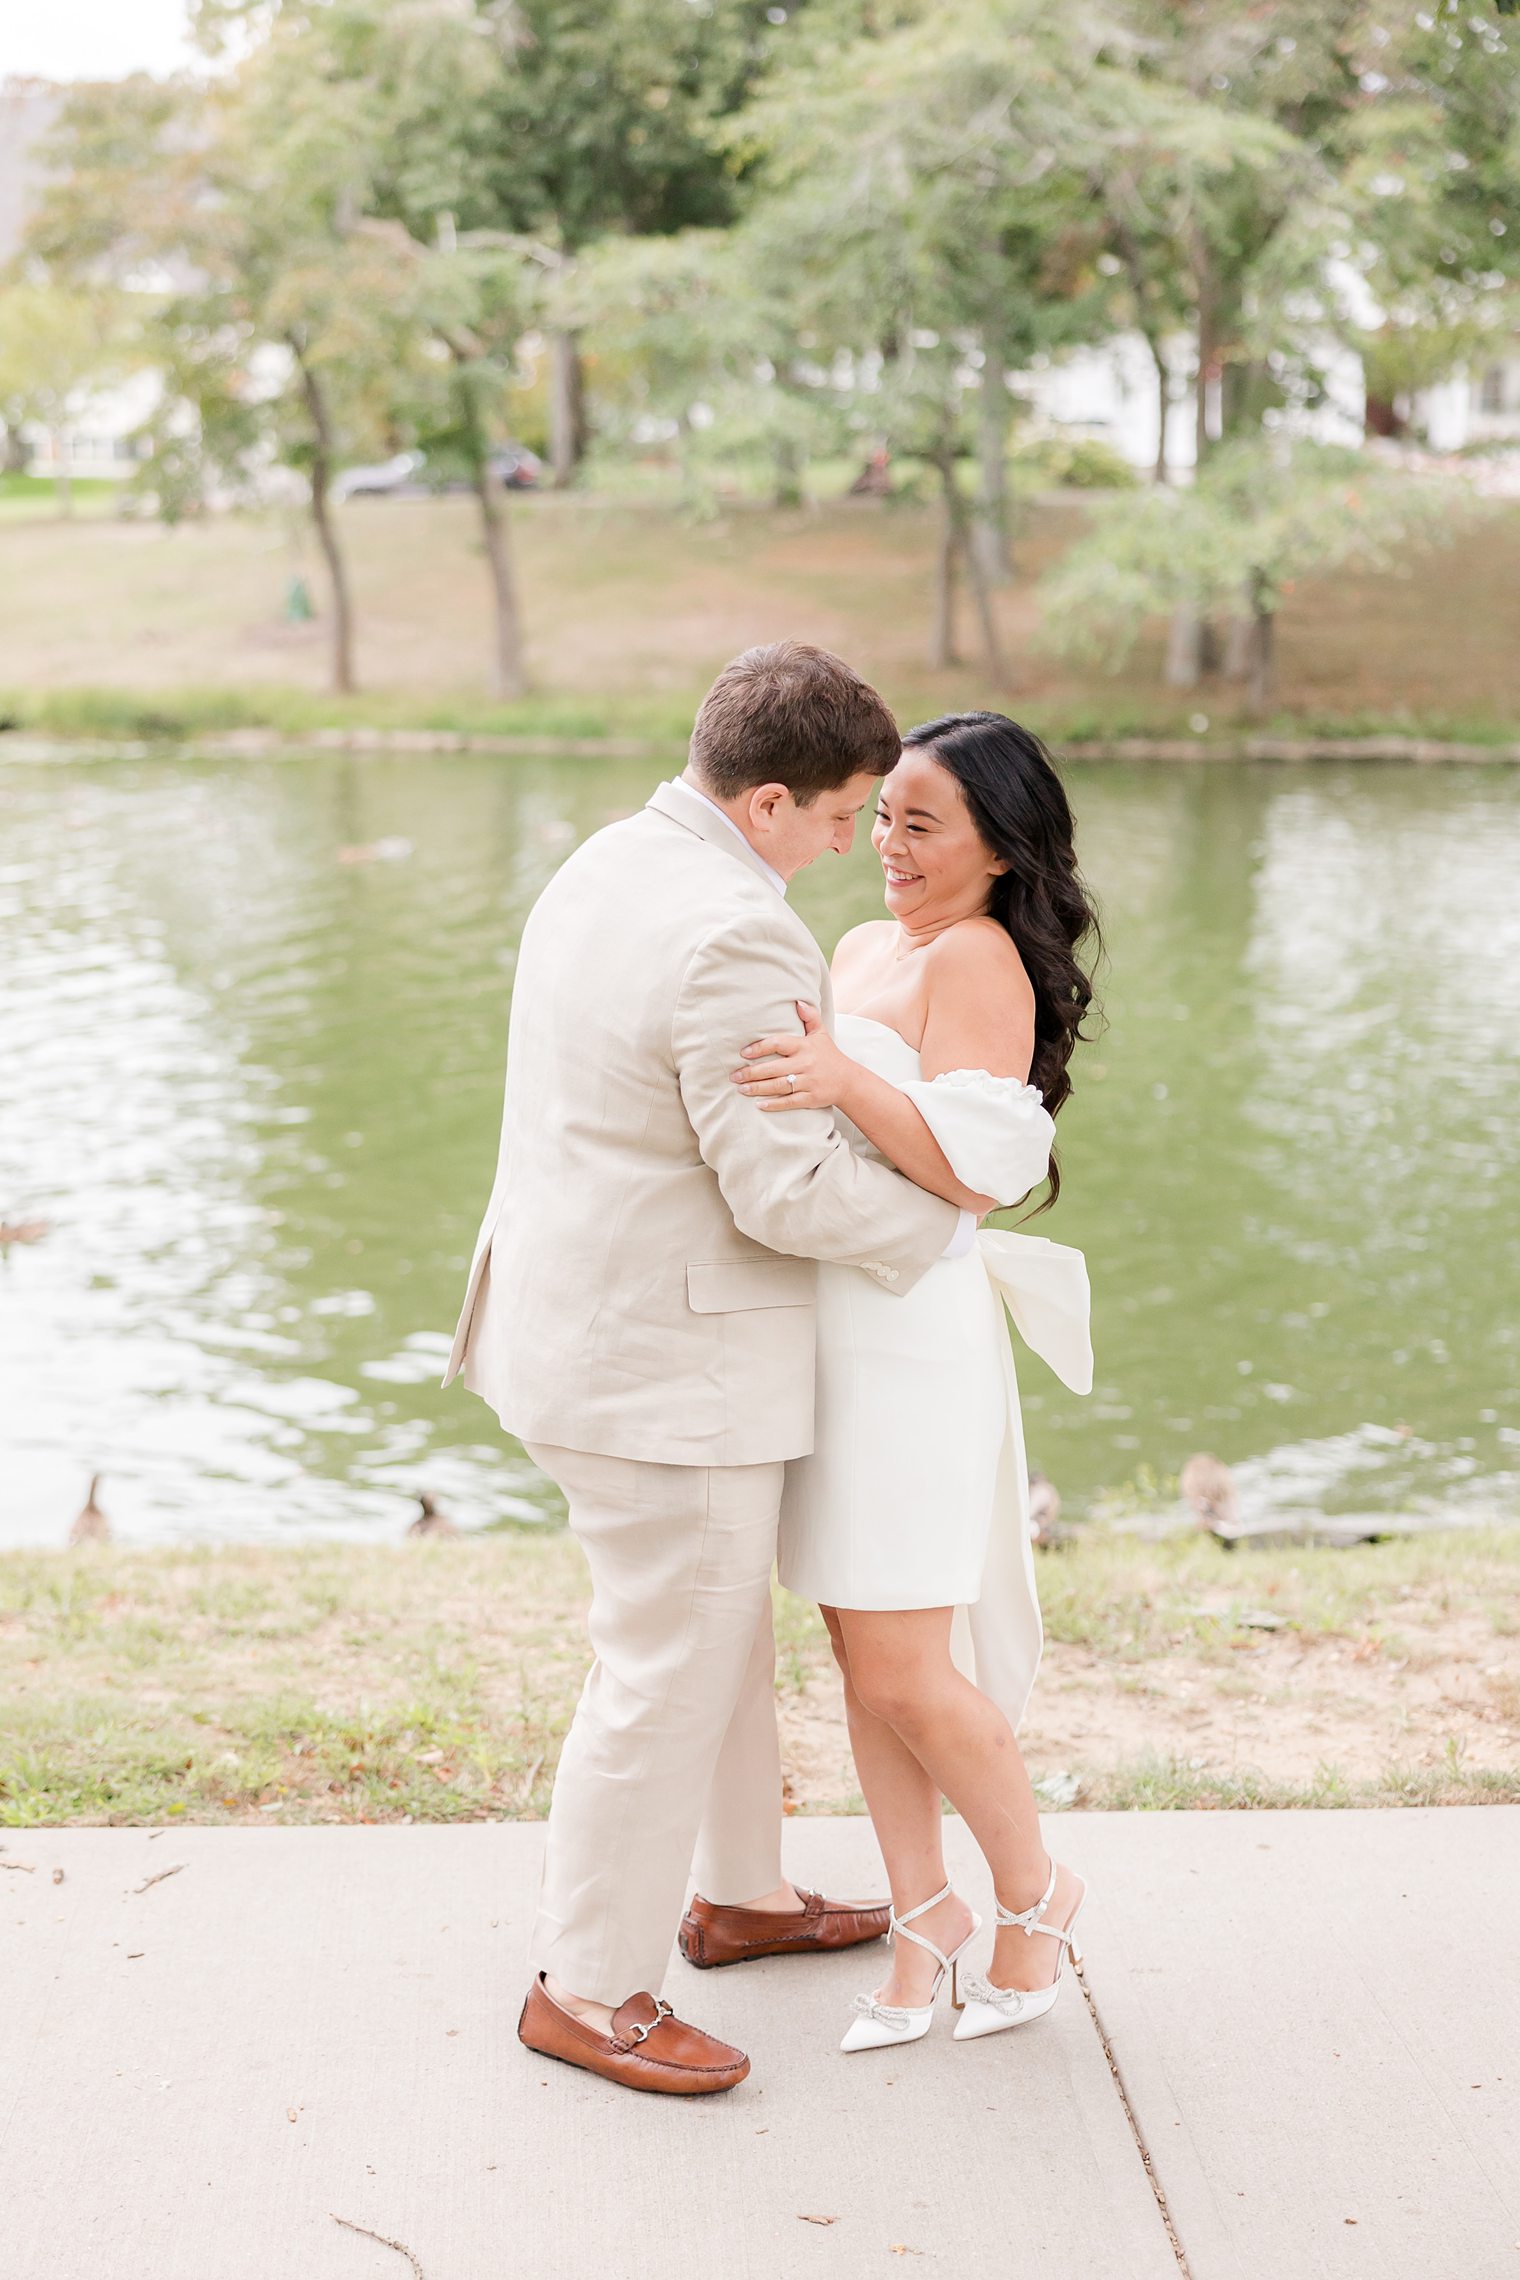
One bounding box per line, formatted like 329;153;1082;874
68;1474;110;1547
1181;1452;1239;1539
1029;1470;1085;1550
1182;1451;1390;1549
407;1492;458;1539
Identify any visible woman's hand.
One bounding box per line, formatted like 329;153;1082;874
731;1002;858;1114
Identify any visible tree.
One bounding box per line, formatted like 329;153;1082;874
224;0;548;695
1341;6;1520;433
33;37;426;692
0;278;126;511
458;0;798;486
1035;439;1473;712
392;222;542;696
726;0;1135;667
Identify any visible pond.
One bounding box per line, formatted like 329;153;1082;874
2;749;1517;1546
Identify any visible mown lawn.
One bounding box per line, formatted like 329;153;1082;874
3;1529;1516;1828
1;487;1517;741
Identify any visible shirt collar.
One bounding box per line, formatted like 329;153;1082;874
679;779;788;897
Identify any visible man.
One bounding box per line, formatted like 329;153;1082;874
442;641;965;2095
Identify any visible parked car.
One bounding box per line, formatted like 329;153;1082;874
488;443;542;491
332;444;541;501
332;451;427;502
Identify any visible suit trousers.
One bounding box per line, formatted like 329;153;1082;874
522;1441;788;2005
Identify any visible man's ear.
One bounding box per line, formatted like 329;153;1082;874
747;782;791;834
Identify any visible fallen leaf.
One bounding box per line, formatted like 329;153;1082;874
0;1859;36;1874
52;1868;65;1884
287;2109;299;2123
797;2216;837;2227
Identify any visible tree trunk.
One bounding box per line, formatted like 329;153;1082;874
473;459;525;703
1110;206;1171;486
455;365;526;699
2;423;28;473
547;329;586;490
953;476;1007;686
1192;241;1218;471
1222;613;1254;680
1143;329;1170;485
1364;391;1406;441
294;347;356;695
772;433;804;508
933;448;1007;683
1171;255;1221;692
1246;581;1275;716
1165;605;1204;687
930;453;959;670
972;315;1013;582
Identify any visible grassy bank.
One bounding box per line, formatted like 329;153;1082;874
1;490;1517;744
3;1529;1516;1829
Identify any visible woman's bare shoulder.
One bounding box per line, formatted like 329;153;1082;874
924;915;1032;993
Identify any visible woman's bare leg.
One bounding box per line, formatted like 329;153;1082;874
821;1606;971;2005
834;1605;1083;1999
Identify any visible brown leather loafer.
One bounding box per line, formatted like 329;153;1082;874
678;1887;891;1969
517;1976;750;2095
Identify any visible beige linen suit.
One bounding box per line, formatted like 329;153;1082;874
443;777;957;2001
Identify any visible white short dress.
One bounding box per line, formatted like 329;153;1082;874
777;1014;1094;1734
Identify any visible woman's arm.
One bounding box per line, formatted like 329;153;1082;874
733;1004;988;1206
732;924;1038;1212
835;1054;997;1211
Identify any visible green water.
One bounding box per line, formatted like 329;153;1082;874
2;751;1516;1544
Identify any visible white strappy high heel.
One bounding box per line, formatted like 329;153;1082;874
953;1857;1086;2042
840;1882;982;2053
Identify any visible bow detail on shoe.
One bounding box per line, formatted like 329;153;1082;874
957;1972;1030;2017
851;1992;915;2032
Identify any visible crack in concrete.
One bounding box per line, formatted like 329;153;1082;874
1076;1957;1195;2279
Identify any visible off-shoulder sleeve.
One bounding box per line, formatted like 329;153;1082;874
897;1068;1054;1206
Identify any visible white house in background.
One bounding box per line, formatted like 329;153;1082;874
1420;359;1520;450
3;71;1519;486
1016;324;1520;473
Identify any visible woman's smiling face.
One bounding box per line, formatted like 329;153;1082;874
871;747;1008;924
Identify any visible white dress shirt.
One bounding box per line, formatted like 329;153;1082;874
681;779;788;894
680;775;975;1262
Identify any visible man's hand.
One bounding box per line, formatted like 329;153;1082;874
731;1001;859;1114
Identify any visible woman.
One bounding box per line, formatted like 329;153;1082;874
731;711;1100;2051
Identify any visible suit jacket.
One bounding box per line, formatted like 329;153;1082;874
441;777;960;1465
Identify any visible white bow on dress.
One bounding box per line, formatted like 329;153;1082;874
976;1229;1094;1396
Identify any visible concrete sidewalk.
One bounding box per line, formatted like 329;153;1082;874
2;1811;1516;2280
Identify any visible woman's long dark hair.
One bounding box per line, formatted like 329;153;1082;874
898;712;1101;1212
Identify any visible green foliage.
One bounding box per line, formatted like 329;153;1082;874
1010;433;1140;491
16;0;1520;686
1036;439;1478;672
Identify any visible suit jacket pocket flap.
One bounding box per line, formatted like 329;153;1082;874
686;1259;815;1314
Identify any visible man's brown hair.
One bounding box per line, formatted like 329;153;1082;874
687;641;901;804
